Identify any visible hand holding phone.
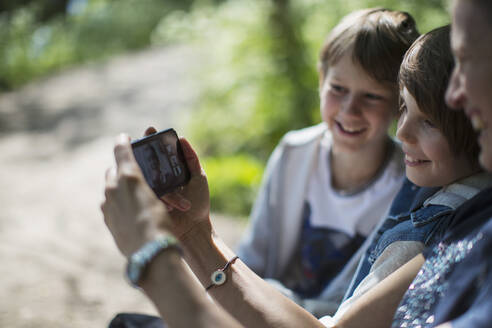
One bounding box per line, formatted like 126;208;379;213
132;129;213;239
131;128;191;197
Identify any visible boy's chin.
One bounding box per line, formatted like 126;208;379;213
406;176;425;188
406;171;440;188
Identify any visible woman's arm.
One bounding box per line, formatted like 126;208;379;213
102;134;241;328
161;135;324;328
180;222;324;328
335;254;425;328
140;250;242;328
103;133;323;328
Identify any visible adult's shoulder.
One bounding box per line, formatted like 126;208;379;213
444;185;492;240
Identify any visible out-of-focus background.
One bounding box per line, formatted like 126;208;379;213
0;0;449;327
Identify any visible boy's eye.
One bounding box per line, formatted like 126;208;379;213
330;84;346;93
365;93;383;101
423;119;436;128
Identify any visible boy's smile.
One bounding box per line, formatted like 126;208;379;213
334;120;366;136
403;154;430;167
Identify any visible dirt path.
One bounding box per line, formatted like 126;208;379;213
0;46;247;328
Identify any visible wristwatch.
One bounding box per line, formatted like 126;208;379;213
126;235;182;287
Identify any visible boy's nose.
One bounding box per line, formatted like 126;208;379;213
445;69;466;110
396;116;415;144
342;95;361;115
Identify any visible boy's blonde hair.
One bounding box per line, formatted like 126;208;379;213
318;8;419;90
399;25;480;164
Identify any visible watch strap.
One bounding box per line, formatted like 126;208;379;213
126;235;182;287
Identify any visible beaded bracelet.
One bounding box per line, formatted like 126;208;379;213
205;255;239;291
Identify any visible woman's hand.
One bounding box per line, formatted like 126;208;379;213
101;134;173;258
144;127;213;241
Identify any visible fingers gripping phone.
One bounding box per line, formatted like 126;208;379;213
131;128;191;197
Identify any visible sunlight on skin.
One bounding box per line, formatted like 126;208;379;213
434;323;452;328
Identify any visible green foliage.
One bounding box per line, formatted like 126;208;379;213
1;0;451;216
160;1;320;161
203;155;264;217
157;0;450;162
155;0;450;215
0;0;195;90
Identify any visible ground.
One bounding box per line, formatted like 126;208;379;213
0;45;247;328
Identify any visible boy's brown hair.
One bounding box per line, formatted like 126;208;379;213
399;25;480;164
318;8;420;89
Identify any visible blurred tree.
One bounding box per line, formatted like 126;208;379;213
182;0;450;215
186;0;319;161
262;0;319;152
0;0;451;215
0;0;69;22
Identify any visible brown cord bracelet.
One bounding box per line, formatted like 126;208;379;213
205;255;239;291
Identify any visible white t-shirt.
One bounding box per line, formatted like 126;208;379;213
307;134;404;238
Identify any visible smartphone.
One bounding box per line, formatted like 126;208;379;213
131;128;191;197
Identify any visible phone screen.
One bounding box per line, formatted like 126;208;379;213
131;128;191;197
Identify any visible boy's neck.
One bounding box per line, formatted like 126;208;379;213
330;137;392;194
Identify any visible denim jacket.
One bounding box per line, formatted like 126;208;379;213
343;173;492;301
392;187;492;328
367;198;451;265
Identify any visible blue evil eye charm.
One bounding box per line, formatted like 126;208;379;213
211;270;226;286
